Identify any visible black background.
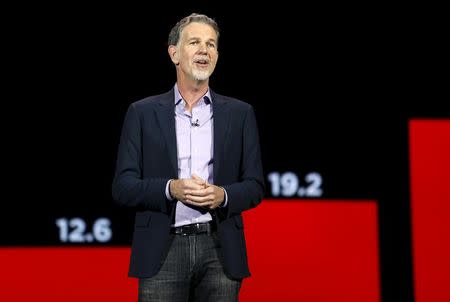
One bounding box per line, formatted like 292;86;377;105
3;2;448;302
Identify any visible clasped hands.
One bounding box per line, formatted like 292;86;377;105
169;174;225;210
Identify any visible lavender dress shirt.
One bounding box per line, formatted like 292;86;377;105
165;84;227;227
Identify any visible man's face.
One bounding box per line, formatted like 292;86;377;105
170;22;219;81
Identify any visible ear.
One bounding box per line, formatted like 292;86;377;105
168;45;179;65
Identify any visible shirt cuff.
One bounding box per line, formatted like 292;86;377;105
165;179;174;200
220;187;228;207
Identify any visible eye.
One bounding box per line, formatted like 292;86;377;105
207;42;216;48
189;41;199;45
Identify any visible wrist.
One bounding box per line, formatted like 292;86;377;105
219;186;227;207
169;179;175;199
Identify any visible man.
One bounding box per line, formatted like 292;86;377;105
112;13;264;301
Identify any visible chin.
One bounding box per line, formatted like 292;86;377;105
192;70;212;81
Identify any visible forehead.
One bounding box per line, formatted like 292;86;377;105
181;22;217;40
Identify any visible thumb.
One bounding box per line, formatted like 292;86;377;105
191;174;208;186
191;173;203;180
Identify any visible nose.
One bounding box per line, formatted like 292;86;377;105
198;43;208;53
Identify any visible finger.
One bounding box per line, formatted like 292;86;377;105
190;186;215;196
191;173;204;181
184;181;206;190
192;174;209;185
187;188;208;197
186;194;211;203
184;199;213;207
193;179;208;188
181;178;203;187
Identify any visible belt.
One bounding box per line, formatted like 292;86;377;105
170;222;216;236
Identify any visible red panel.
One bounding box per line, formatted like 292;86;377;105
0;247;137;302
0;200;379;301
410;119;450;301
241;200;380;302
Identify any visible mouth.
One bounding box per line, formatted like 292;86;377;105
194;58;210;68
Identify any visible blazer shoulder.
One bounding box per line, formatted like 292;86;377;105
129;90;174;111
212;92;253;112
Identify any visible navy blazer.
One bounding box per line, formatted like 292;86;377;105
112;88;264;279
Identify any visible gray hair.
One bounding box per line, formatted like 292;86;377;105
168;13;220;46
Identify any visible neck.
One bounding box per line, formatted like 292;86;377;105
176;78;209;109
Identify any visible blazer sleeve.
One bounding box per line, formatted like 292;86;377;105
221;105;265;218
111;103;171;213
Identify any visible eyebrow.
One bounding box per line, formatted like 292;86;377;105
187;37;216;43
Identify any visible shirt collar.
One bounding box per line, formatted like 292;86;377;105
174;83;212;106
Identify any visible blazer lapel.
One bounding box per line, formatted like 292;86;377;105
153;89;230;182
211;91;230;183
155;90;178;177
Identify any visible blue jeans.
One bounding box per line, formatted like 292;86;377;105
138;232;242;302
